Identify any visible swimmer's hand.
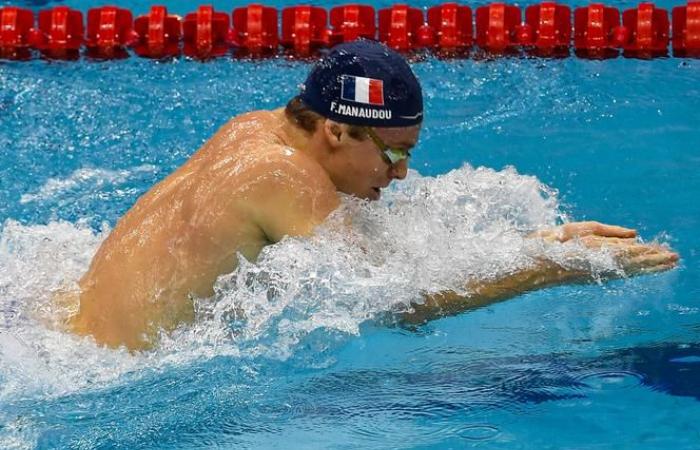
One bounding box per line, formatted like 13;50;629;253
403;221;678;324
531;221;679;275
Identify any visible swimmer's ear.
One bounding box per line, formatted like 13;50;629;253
323;119;344;149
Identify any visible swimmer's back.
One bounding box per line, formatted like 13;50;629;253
70;109;338;350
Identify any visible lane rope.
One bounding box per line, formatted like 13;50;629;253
1;2;699;60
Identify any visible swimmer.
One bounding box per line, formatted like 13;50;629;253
66;40;678;350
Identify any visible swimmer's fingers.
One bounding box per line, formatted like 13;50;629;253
590;237;678;261
625;248;679;266
616;245;679;275
632;262;678;274
576;235;679;274
560;221;637;242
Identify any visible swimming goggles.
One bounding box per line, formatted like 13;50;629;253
364;127;412;166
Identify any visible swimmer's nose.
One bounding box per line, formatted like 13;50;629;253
390;159;408;180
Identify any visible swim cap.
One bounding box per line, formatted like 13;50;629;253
299;40;423;127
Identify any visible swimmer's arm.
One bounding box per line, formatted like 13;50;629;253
403;260;587;324
402;221;678;324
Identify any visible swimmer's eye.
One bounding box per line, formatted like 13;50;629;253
384;147;411;165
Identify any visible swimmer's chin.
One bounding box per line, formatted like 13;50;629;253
354;187;381;201
338;186;383;201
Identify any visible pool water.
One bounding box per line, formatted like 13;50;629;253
1;0;700;448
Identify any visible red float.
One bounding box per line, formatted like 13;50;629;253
133;6;181;58
475;3;521;53
378;5;424;52
426;3;473;52
525;2;571;56
622;3;669;57
329;4;376;44
515;23;533;45
281;6;328;56
0;7;34;59
415;24;436;48
183;6;231;59
672;1;700;57
33;6;84;59
86;6;134;59
574;4;622;58
1;2;698;61
232;4;279;55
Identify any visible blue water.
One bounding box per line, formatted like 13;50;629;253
2;0;700;449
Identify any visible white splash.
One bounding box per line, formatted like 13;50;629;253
0;220;146;402
20;165;157;204
0;411;39;450
0;165;621;400
165;166;617;359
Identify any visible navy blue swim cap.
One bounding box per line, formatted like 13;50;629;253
299;40;423;128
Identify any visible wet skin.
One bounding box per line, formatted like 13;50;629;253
67;109;678;351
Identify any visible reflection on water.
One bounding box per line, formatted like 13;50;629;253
604;343;700;401
4;339;697;448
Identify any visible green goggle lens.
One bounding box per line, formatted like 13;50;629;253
365;127;411;166
384;147;409;165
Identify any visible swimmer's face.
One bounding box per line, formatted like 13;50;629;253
323;120;421;200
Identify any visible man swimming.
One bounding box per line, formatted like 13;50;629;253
67;40;678;350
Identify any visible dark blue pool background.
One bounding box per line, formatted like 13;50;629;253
1;0;700;448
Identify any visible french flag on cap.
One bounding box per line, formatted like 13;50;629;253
340;75;384;106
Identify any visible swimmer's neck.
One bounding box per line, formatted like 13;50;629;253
271;108;332;166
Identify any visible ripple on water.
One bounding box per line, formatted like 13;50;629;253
416;419;501;444
456;424;501;441
342;411;501;446
575;370;645;391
